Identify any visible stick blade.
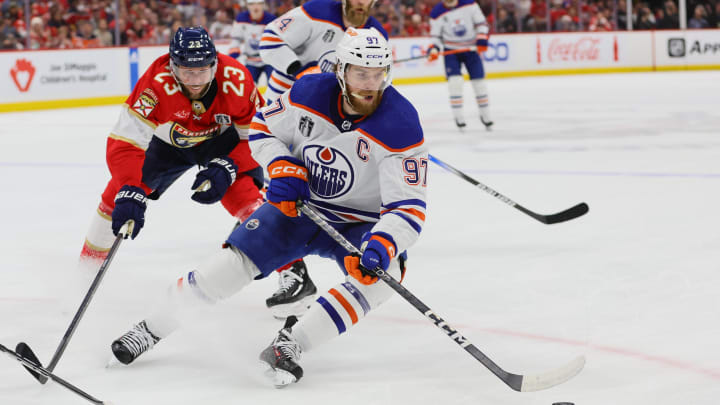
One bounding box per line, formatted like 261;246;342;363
541;202;589;224
519;355;586;392
16;342;49;384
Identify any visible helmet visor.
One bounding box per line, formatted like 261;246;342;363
172;63;214;87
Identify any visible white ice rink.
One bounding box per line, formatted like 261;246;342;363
1;71;719;405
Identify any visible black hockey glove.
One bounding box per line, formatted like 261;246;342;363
191;157;238;204
112;185;147;239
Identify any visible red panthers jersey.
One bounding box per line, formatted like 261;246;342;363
106;53;263;191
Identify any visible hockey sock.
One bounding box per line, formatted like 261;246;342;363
471;79;491;122
79;202;115;263
290;261;402;352
144;246;260;338
448;75;465;123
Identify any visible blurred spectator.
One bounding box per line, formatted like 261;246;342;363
95;17;114;45
74;18;101;47
616;0;628;29
660;0;680;29
688;4;709;28
635;6;656;29
496;7;518;32
209;9;232;39
29;16;50;48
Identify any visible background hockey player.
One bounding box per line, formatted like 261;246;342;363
257;0;388;314
109;28;427;389
428;0;493;130
259;0;387;102
79;26;312;303
229;0;276;86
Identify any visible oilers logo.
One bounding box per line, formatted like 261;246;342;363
249;37;259;50
303;145;354;199
452;20;467;37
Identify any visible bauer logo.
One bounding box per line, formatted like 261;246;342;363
668;38;686;57
303;145;354;199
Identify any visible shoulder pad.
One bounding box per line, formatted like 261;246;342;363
359;87;423;151
288;73;337;116
301;0;344;27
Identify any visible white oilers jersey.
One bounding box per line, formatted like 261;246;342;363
249;73;428;254
229;11;276;66
260;0;387;76
430;0;488;50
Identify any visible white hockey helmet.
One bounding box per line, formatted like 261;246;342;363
335;27;393;96
245;0;264;4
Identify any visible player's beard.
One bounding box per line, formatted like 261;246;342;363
344;2;371;27
347;89;383;115
180;82;211;100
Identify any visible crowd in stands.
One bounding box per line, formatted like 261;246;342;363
1;0;719;49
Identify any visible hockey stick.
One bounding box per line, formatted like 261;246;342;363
394;48;473;64
16;224;129;384
0;343;109;404
297;202;585;392
429;154;589;224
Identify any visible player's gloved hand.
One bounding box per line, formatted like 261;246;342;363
476;34;489;53
191;157;238;204
427;44;440;62
112;185;148;239
266;156;309;217
344;232;397;285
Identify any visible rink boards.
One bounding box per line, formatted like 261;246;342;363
1;29;719;112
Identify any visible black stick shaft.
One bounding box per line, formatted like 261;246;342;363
0;343;106;404
428;154;588;224
39;231;125;382
297;204;523;391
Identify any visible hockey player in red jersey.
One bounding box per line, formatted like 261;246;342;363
79;27;310;291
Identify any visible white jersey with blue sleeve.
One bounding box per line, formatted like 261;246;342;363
259;0;388;76
429;0;489;50
248;73;427;254
229;11;276;66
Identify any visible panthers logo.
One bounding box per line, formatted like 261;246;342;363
303;145;354;199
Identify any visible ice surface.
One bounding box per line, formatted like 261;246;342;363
1;71;719;405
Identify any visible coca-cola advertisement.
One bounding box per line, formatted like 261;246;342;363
537;33;619;66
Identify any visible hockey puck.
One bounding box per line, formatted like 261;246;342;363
552;403;575;405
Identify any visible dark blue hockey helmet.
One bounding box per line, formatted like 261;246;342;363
169;26;217;68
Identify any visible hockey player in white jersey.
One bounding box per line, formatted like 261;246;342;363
257;0;387;317
259;0;387;102
428;0;493;130
229;0;276;85
110;28;428;388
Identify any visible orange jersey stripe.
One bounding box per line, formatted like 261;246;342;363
382;207;426;222
250;121;271;134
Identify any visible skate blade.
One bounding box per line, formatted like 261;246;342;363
268;295;315;319
258;361;297;388
106;355;121;369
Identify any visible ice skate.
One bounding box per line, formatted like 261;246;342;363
111;321;160;365
455;119;467;129
266;260;317;319
480;116;493;131
259;316;303;388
